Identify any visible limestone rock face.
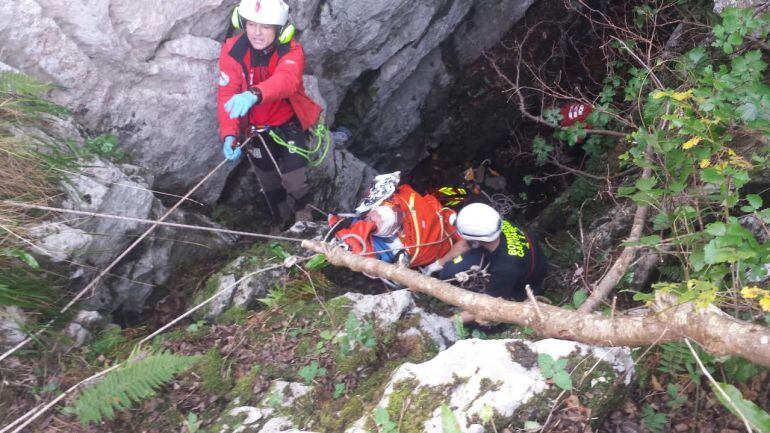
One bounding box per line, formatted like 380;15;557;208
346;338;634;433
0;307;28;349
0;0;535;205
713;0;766;12
217;381;316;433
193;255;286;321
27;157;235;314
344;290;458;350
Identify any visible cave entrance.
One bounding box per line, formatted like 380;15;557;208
398;0;613;224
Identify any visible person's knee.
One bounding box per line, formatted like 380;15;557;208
281;168;310;205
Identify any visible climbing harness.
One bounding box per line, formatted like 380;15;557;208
264;121;332;167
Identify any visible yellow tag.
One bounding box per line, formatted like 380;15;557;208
453;255;463;264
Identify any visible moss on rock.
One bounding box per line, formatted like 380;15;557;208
195;349;234;394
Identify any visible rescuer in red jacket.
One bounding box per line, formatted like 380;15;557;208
217;0;322;223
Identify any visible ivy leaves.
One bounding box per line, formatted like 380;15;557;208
538;353;572;391
711;8;770;54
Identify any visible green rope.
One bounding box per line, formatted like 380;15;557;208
267;122;331;167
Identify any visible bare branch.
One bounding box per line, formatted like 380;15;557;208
303;240;770;367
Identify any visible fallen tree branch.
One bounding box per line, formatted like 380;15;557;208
302;240;770;367
578;36;666;313
577;194;649;313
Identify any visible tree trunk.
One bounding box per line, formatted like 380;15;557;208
302;240;770;367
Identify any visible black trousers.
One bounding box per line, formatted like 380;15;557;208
246;118;310;221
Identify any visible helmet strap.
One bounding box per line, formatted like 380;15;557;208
278;21;295;44
232;6;244;30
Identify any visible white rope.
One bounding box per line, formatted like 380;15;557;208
684;339;754;433
0;221;155;287
1;201;306;243
0;258;308;433
50;167;206;207
0;145;248;363
255;131;284;177
136;263;285;346
1;364;122;433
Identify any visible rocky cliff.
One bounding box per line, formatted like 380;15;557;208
0;0;534;204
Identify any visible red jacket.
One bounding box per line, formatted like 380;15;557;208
217;34;322;141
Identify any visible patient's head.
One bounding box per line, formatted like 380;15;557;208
367;205;401;237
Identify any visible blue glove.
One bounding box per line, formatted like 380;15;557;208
224;91;259;119
222;136;242;161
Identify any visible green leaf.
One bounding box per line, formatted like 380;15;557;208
333;382;346;399
746;194;763;210
713;383;770;432
686;47;707;66
523;421;541;430
633;291;656;303
454;314;467;340
706;222;727;236
552;370;573;390
537;353;555;377
701;168;724;184
374;407;397;433
441;404;462;433
572;289;588;308
478;404;495;425
737;102;758;122
268;242;290;260
689;251;705;272
305;254;329;270
652;212;670;231
727;31;744;47
186;412;198;433
1;248;40;269
641;405;668;433
554;358;568;370
639;235;662;245
65;352;199;425
722;357;761;384
635;177;658;191
532;135;553;166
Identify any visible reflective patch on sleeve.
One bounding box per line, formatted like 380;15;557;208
218;71;230;87
282;59;297;66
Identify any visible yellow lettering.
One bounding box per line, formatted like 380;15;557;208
501;221;529;257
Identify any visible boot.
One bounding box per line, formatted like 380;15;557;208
276;200;294;229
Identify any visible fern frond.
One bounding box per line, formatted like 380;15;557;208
64;351;199;425
657;342;692;377
658;264;684;281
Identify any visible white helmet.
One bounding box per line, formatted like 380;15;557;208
238;0;289;26
456;203;502;242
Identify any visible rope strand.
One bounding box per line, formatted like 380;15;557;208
0;144;249;363
1;201;305;243
0;259;308;433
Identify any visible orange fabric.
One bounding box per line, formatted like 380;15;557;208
334;220;376;255
387;185;458;267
